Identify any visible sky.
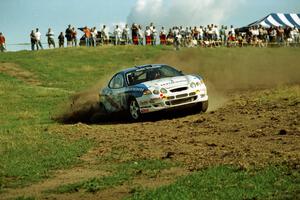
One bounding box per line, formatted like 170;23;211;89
0;0;299;49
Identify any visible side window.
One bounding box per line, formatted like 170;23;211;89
109;74;124;89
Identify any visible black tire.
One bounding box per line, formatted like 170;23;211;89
201;100;209;112
194;101;208;113
128;98;142;121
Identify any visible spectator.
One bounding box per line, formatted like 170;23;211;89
174;32;182;50
83;26;91;47
276;26;285;45
212;25;219;41
138;25;144;45
219;25;226;46
35;28;43;50
166;28;173;45
160;27;167;45
58;32;64;48
46;28;55;48
131;23;139;45
230;25;236;37
114;25;122;45
65;24;73;47
151;26;157;45
30;30;36;51
291;27;299;44
101;25;109;45
145;26;151;45
0;32;6;52
71;27;77;47
91;27;98;47
269;27;277;43
192;26;199;40
123;24;130;44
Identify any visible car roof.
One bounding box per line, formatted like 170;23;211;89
120;64;167;74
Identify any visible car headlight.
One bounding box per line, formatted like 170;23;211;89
196;79;204;86
153;89;159;95
190;82;196;88
160;88;168;94
143;89;152;95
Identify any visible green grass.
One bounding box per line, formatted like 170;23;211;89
48;159;175;194
0;46;167;91
128;165;300;200
0;71;92;189
0;46;166;189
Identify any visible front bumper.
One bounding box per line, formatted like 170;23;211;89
137;87;208;114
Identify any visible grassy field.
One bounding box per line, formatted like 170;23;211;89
0;46;299;199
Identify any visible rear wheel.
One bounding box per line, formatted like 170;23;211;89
128;98;141;121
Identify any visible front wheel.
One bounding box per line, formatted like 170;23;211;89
194;101;208;113
128;98;142;121
201;101;208;112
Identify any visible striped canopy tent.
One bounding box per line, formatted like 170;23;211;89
248;13;300;28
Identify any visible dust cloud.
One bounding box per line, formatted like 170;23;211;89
154;48;300;111
54;48;300;123
53;76;112;124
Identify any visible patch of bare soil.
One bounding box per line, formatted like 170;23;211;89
60;86;300;170
0;63;41;85
2;85;300;200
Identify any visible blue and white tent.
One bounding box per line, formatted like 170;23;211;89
248;13;300;28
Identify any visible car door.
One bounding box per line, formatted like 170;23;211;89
102;73;127;113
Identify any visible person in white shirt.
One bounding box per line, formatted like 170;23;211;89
173;26;180;37
46;28;55;48
224;26;229;46
35;28;43;50
212;25;219;41
138;25;144;45
149;22;154;32
91;27;98;47
160;27;167;45
101;25;109;45
114;25;122;45
151;26;157;45
174;33;182;50
291;27;299;43
145;26;151;45
123;24;130;44
230;25;235;37
198;26;204;40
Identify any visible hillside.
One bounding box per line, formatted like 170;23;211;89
0;46;300;200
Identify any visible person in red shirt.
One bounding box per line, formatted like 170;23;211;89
83;26;91;47
0;32;6;52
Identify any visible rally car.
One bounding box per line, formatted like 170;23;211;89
99;64;208;120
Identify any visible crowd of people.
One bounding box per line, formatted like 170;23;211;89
1;22;300;52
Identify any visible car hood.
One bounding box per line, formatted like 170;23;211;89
142;75;198;89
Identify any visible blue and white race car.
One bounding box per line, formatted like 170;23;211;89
99;64;208;120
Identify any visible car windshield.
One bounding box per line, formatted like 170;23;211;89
126;65;183;86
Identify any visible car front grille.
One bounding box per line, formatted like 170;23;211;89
165;96;198;106
176;94;188;99
170;87;188;93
